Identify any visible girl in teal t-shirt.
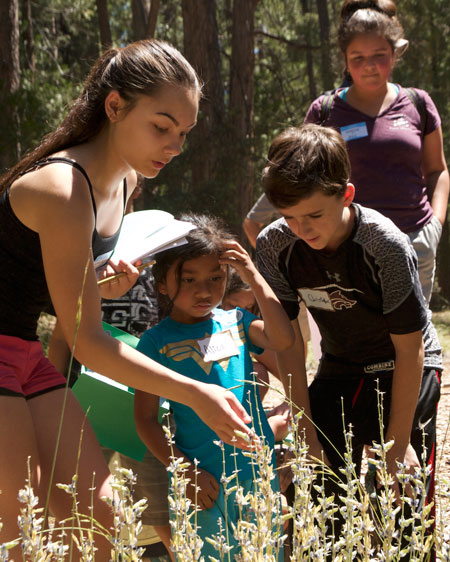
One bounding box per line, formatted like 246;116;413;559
134;213;293;561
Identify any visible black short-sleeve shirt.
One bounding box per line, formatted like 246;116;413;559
256;204;441;373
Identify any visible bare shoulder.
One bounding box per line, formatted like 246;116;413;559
9;162;95;234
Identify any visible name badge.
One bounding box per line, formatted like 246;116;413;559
298;289;334;311
340;122;368;141
198;330;239;362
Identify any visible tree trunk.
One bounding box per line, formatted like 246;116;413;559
145;0;160;38
229;0;259;241
182;0;225;187
95;0;112;52
301;0;317;101
0;0;20;170
22;0;35;77
131;0;150;41
316;0;334;91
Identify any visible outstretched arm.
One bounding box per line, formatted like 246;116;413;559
275;319;330;490
276;320;326;456
385;330;424;500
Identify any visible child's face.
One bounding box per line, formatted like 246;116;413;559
159;254;227;324
222;289;256;313
278;185;355;252
345;33;395;92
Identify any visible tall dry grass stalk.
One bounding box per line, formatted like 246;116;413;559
1;365;448;560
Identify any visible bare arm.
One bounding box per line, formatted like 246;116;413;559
276;320;327;460
385;331;424;483
47;320;71;374
243;218;264;249
219;240;294;352
134;390;181;468
134;390;220;509
275;319;329;490
422;127;449;226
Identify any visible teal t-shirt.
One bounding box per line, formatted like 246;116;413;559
136;307;275;481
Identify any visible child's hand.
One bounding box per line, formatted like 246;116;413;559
185;465;220;510
219;240;258;285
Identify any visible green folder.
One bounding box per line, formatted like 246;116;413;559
73;322;168;461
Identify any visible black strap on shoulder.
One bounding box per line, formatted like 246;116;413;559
24;157;98;219
123;177;127;207
403;87;427;137
319;91;336;125
22;156;127;219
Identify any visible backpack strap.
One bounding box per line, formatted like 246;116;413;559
403;87;427;137
319;91;335;125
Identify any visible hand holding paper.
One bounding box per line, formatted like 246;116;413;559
97;210;196;286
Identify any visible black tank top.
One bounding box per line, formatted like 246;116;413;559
0;157;127;340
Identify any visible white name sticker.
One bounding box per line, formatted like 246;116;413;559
298;289;334;311
198;330;239;362
340;122;368;141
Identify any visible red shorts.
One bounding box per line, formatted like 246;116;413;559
0;335;67;399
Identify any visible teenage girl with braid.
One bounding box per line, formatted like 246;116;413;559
0;39;252;558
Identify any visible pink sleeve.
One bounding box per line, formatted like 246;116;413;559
420;89;441;135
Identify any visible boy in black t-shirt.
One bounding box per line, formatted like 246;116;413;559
256;124;441;547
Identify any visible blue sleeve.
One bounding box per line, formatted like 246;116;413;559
238;307;264;356
136;328;163;364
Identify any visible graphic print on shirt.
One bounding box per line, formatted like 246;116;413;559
298;284;359;311
158;321;247;375
326;270;342;283
389;113;412;131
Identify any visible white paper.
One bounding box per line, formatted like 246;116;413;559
111;210;197;265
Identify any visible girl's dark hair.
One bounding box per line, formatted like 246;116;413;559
0;39;202;193
263;124;350;209
152;213;235;318
338;0;404;55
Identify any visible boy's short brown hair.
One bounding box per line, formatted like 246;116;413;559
262;124;351;209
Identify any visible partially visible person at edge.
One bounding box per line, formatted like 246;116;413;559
243;194;312;357
0;39;254;558
304;0;449;304
135;213;294;561
256;124;442;556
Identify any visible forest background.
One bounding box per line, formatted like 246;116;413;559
1;0;450;298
